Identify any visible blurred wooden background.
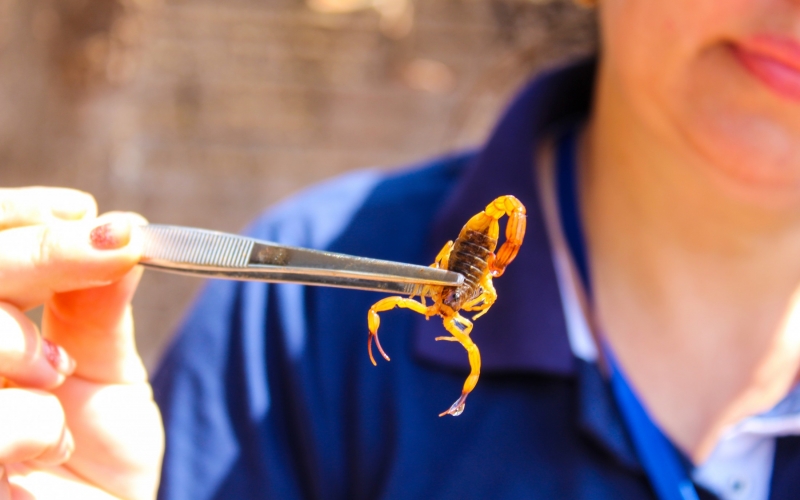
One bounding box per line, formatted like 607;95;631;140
0;0;595;370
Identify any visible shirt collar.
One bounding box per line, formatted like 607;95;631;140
412;58;596;376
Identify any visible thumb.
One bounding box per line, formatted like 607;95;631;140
43;247;147;384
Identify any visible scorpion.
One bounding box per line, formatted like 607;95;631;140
367;195;526;416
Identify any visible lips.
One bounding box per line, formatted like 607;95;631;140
733;35;800;102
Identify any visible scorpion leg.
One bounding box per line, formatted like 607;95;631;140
411;241;452;305
367;296;437;365
438;276;493;339
439;313;480;417
462;274;497;321
432;240;453;269
484;195;526;277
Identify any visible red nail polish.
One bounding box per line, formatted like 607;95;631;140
42;339;76;376
90;221;130;250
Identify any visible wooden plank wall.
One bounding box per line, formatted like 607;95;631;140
0;0;594;368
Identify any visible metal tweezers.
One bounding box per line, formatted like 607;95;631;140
138;224;463;296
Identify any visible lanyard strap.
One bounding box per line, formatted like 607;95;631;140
555;128;700;500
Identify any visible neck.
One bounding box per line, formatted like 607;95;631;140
583;62;800;462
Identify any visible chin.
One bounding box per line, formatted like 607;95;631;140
672;45;800;209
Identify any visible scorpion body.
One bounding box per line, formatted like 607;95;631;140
366;195;526;416
441;228;496;312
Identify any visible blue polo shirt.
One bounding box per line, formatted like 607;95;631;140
152;60;800;500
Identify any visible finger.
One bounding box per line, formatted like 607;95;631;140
0;187;97;230
7;463;118;500
0;303;75;389
53;378;163;499
0;212;145;311
44;265;147;384
0;389;74;465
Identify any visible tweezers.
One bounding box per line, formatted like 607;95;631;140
138;224;464;296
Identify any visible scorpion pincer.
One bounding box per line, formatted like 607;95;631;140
366;195;526;416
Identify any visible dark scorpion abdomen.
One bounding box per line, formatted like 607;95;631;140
444;229;497;309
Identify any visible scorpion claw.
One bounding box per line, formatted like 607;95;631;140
439;393;468;417
367;336;377;366
368;331;390;364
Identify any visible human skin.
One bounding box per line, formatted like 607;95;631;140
583;0;800;461
0;187;163;499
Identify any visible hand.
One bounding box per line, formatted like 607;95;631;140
0;187;164;499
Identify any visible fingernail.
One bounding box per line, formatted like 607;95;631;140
60;428;76;461
42;339;77;376
90;220;131;250
51;204;88;221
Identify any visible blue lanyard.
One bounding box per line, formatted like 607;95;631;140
556;128;700;500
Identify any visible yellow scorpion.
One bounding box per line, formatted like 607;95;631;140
367;195;527;416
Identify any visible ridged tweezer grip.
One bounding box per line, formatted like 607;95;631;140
140;225;254;268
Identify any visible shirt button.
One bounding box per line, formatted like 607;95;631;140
727;476;749;498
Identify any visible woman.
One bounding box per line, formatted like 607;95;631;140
5;0;800;498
